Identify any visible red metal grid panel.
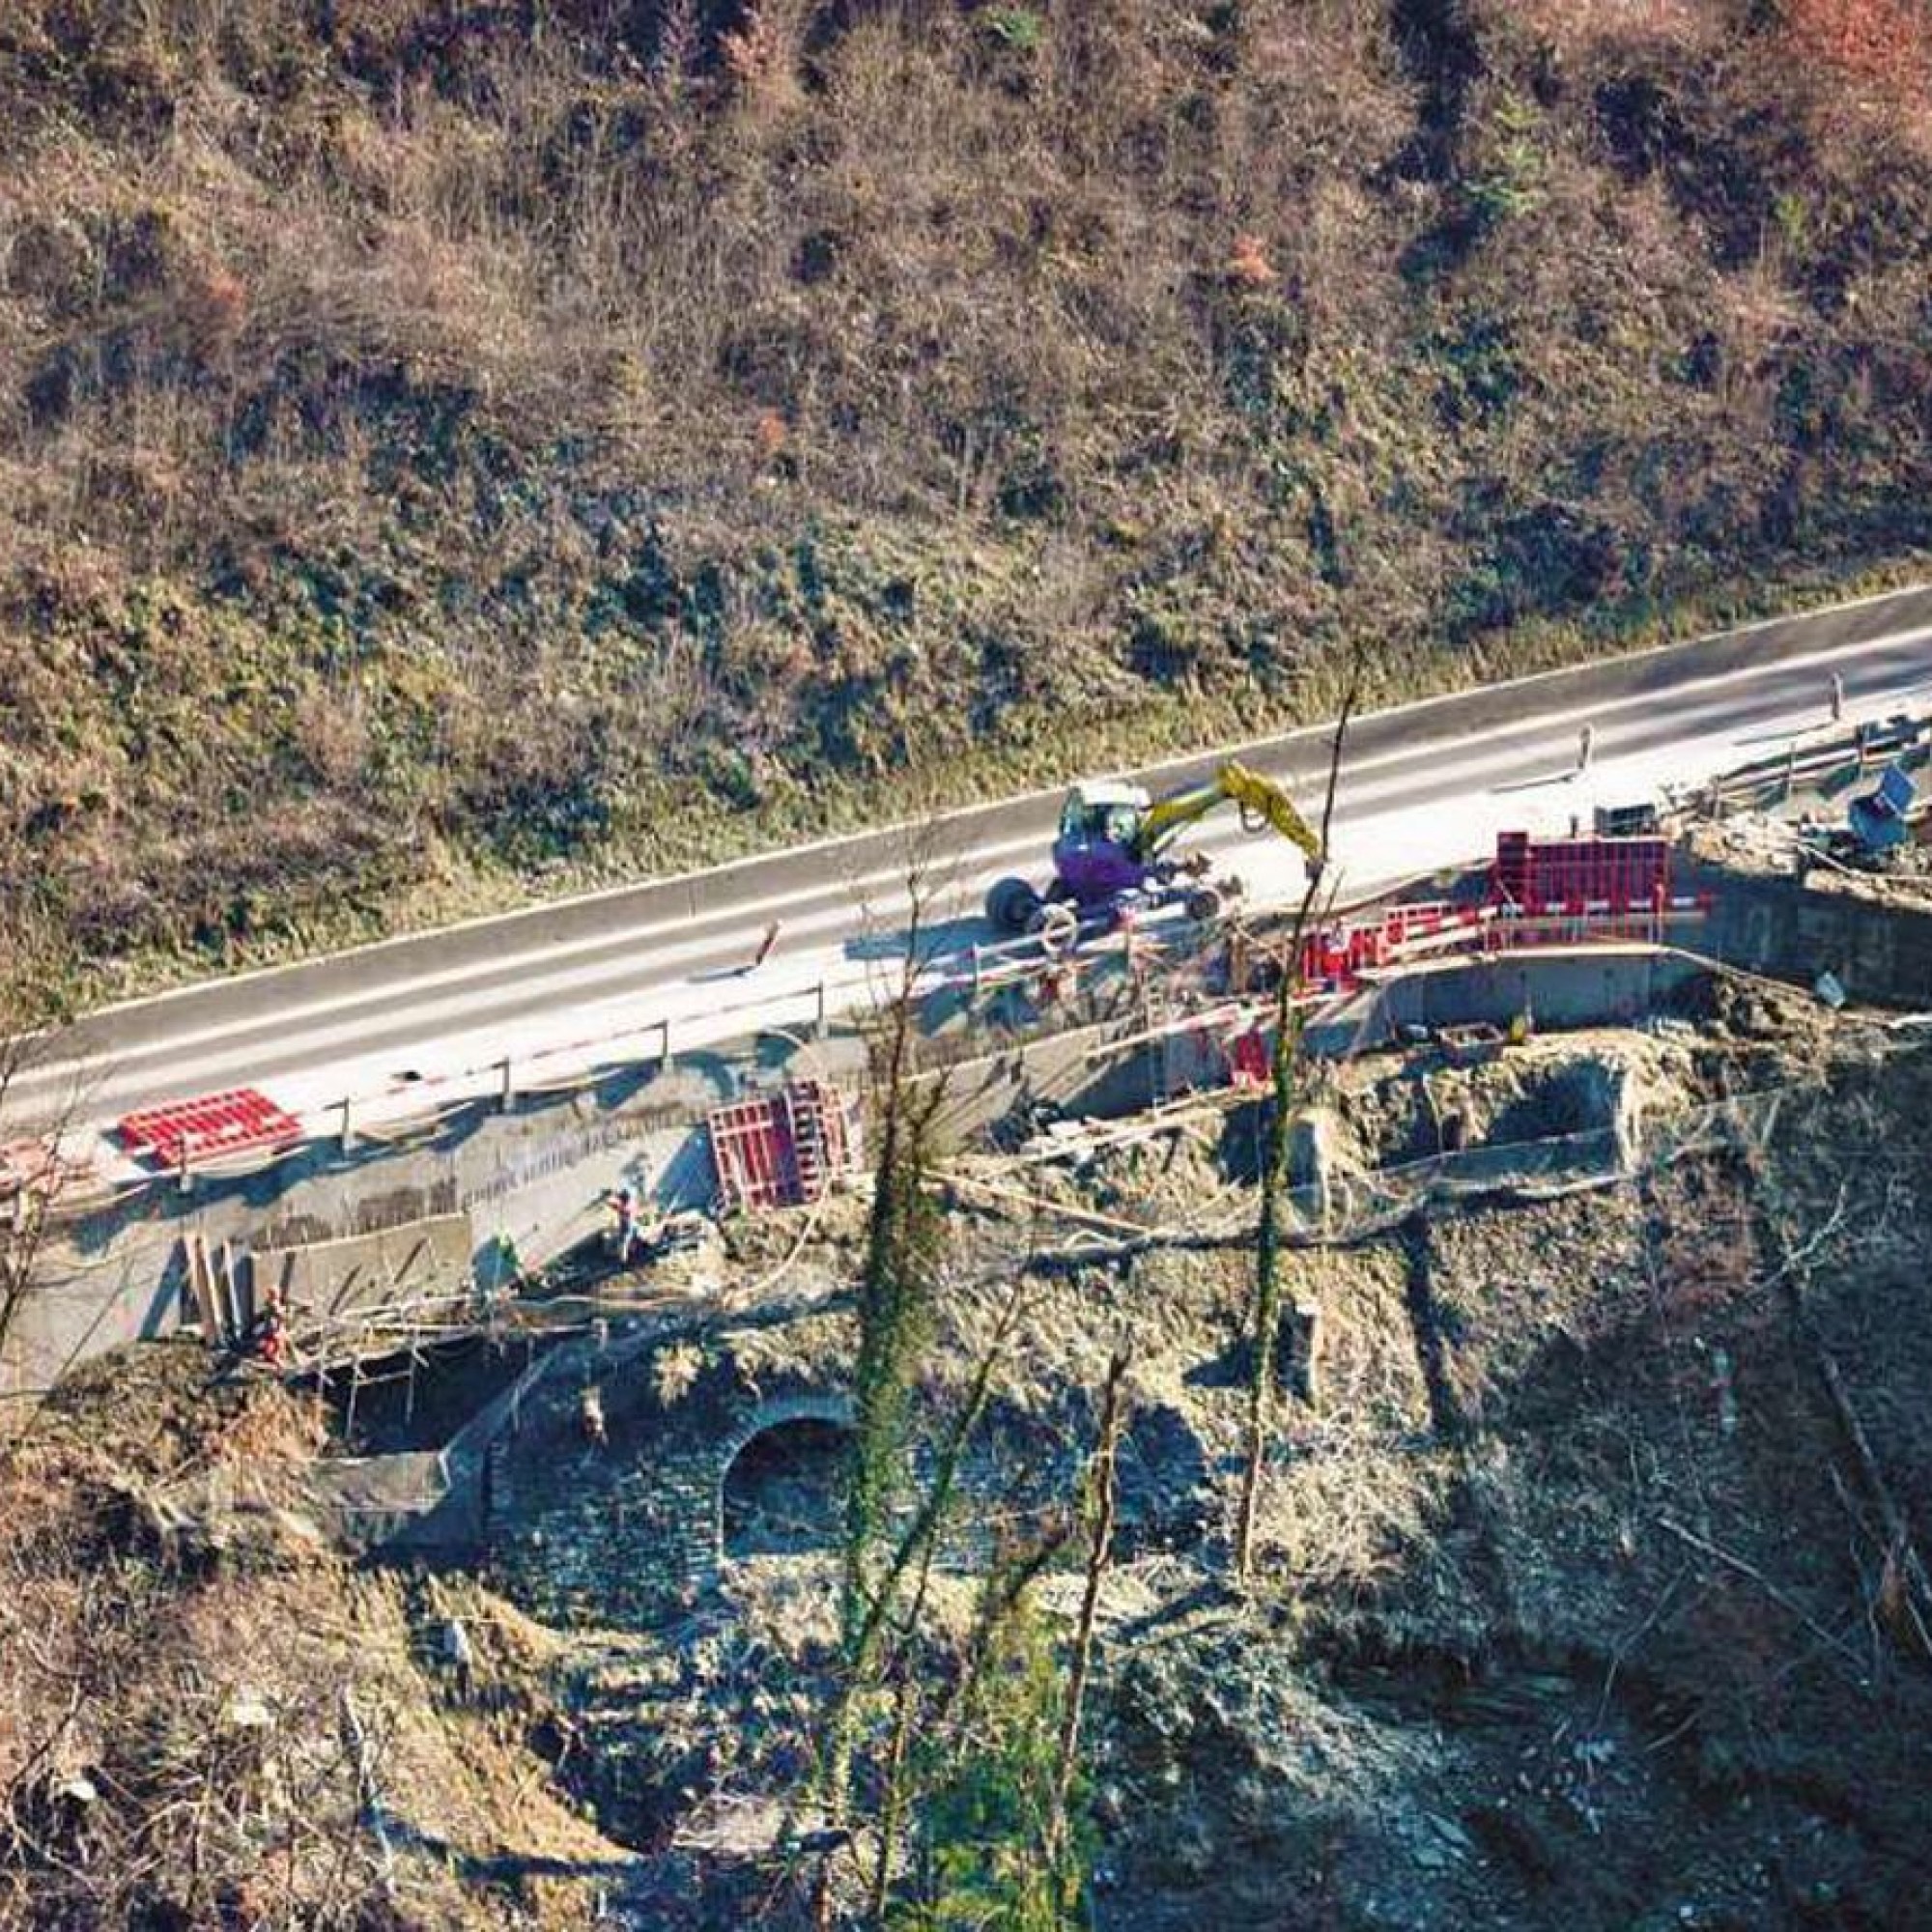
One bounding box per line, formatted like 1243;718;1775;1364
781;1082;847;1204
1228;1030;1271;1088
1494;831;1533;905
708;1079;853;1214
118;1088;304;1168
708;1098;792;1212
1493;834;1669;913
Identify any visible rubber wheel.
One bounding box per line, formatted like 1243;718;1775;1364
1184;886;1224;923
985;876;1041;933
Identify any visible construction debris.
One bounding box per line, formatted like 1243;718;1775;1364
14;892;1932;1931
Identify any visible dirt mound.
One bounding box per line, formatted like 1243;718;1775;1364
1330;1030;1705;1169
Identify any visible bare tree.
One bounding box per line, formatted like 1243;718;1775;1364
0;934;80;1400
818;832;1026;1916
1234;677;1358;1586
821;823;1135;1923
1049;1332;1130;1877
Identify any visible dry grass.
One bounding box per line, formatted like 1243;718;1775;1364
2;2;1931;986
0;1344;622;1927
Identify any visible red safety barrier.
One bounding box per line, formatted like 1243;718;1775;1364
118;1089;304;1169
1494;832;1670;914
1296;900;1485;990
1283;837;1703;999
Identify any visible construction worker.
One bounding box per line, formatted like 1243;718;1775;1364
604;1186;641;1265
1577;723;1595;774
1830;670;1845;724
489;1231;542;1297
443;1616;474;1701
255;1294;288;1370
580;1383;609;1450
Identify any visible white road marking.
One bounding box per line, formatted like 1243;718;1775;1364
10;617;1926;1154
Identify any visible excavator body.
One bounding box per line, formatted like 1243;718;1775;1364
1051;780;1160;905
985;760;1321;938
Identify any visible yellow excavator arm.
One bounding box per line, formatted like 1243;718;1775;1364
1137;760;1323;867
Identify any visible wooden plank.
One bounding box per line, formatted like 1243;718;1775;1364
177;1235;197;1328
219;1238;244;1338
327;1260;369;1318
180;1234;213;1337
389;1236;430;1290
238;1248;257;1334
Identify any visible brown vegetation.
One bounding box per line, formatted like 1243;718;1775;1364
2;2;1930;985
0;1347;620;1927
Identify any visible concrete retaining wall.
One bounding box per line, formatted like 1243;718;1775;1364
6;1059;754;1397
14;855;1926;1402
1689;859;1932;1008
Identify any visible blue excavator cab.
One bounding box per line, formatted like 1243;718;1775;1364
1051;781;1157;909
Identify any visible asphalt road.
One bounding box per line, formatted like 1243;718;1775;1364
13;582;1932;1137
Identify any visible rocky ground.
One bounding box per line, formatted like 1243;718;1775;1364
6;981;1932;1927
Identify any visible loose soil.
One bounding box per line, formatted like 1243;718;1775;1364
7;1000;1932;1927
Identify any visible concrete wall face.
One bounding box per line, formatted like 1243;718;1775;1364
1350;952;1701;1042
1690;863;1932;1006
253;1213;474;1323
8;1062;747;1396
13;855;1929;1400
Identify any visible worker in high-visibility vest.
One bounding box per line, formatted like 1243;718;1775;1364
256;1299;288;1369
604;1187;641;1264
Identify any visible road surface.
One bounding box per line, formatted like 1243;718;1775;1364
11;582;1932;1144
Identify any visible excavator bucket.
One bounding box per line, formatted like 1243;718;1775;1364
1216;761;1323;867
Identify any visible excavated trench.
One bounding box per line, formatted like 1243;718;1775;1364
1399;1209;1465;1441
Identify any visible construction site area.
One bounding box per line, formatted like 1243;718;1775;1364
5;720;1932;1928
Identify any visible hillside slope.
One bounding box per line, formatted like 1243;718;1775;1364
3;0;1930;989
10;1009;1932;1927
